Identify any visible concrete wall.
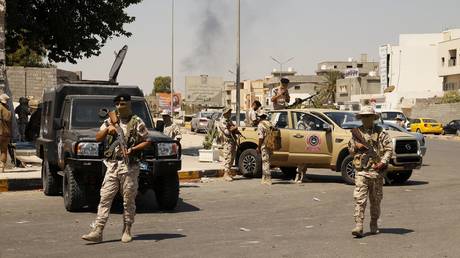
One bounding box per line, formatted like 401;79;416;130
408;102;460;124
438;38;460;77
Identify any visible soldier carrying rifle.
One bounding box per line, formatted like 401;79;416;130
348;106;393;238
218;107;243;182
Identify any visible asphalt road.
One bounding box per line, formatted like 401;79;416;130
1;139;459;258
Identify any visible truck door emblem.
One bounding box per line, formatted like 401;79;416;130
306;135;321;152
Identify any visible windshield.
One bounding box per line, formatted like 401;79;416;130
71;99;154;129
381;112;404;121
324;112;359;128
200;112;214;119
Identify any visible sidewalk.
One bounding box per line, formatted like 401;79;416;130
424;134;460;141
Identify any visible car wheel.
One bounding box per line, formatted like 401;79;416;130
280;167;297;180
63;165;86;212
387;170;412;184
341;155;355;185
238;149;262;178
153;173;179;211
42;158;62;196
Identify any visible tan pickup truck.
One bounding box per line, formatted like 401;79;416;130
236;109;423;184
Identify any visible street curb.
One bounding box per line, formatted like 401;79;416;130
0;169;230;192
425;135;460;141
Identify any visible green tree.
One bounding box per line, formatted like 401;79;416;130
152;76;171;95
6;40;52;67
6;0;142;64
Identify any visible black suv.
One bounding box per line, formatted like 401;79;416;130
36;83;181;212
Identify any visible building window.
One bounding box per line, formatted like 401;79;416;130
294;86;300;90
441;57;445;67
346;65;353;68
357;63;363;68
443;82;458;91
449;49;457;66
333;65;337;69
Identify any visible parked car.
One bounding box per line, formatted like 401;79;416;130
442;120;460;136
380;110;410;129
410;118;443;134
191;111;215;133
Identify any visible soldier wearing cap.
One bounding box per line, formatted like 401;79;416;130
349;106;392;238
218;107;237;181
82;93;150;243
256;110;273;185
0;93;11;173
161;110;182;142
395;114;405;128
271;78;291;110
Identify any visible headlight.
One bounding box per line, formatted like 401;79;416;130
76;142;99;156
157;142;178;157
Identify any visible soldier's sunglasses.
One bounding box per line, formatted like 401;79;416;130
115;101;127;106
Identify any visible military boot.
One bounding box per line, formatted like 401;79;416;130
370;219;379;234
82;225;103;243
352;223;364;238
223;172;233;182
0;161;5;173
121;224;133;243
262;176;272;186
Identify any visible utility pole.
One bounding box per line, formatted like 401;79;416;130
171;0;175;116
235;0;241;125
270;56;294;82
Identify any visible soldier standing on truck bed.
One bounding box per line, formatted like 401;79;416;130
348;106;392;238
82;94;150;243
271;78;290;110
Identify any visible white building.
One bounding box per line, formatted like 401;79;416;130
380;32;446;110
438;30;460;91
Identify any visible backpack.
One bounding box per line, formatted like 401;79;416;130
261;121;281;151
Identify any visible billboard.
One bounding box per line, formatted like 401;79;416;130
158;92;181;112
185;75;223;106
379;45;389;90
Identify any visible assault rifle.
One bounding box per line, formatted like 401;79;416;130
108;111;129;165
227;121;246;143
350;128;392;184
287;92;320;109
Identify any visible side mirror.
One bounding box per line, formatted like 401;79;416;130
53;118;64;130
322;123;332;132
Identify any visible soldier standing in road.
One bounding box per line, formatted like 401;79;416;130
271;78;290;110
161;110;182;142
15;97;31;142
0;93;11;173
257;110;273;185
349;106;392;238
82;94;150;243
218;107;237;182
246;100;262;127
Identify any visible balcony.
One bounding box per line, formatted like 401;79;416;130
448;59;457;67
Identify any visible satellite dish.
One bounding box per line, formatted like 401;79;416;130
109;45;128;83
384;85;396;93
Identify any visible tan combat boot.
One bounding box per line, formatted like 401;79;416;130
352;223;364;238
0;161;5;173
223;172;233;182
121;224;133;243
370;219;379;234
82;225;104;243
262;176;272;186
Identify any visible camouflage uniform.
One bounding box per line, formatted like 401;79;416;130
95;115;148;228
349;124;392;236
258;120;273;185
15;98;30;142
163;121;182;141
218;115;236;181
295;165;307;183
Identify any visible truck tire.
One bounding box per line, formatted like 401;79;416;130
41;159;61;196
154;173;179;211
238;149;262;178
63;165;86;212
387;170;412;184
341;155;356;185
280;167;297;180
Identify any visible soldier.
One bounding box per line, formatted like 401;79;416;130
395;115;405;128
257;110;273;185
218;107;237;182
246;100;262;127
161;110;182;142
271;78;290;110
349;106;392;238
0;94;11;173
82;94;150;243
14;97;31;142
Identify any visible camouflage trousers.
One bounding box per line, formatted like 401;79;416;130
223;141;236;173
295;164;308;183
261;146;272;178
353;174;383;224
95;160;139;228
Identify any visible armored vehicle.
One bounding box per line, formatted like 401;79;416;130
236;109;422;185
36;46;181;211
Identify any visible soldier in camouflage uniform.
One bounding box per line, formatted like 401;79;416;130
348;106;392;238
161;110;182;142
82;94;150;243
218;107;237;182
15;97;30;142
257;110;273;185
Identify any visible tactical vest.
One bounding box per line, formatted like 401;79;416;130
103;115;142;161
352;127;382;171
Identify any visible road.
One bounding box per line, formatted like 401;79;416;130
1;139;459;258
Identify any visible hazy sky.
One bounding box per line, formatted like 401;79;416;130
59;0;460;95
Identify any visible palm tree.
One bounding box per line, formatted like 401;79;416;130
321;70;343;105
